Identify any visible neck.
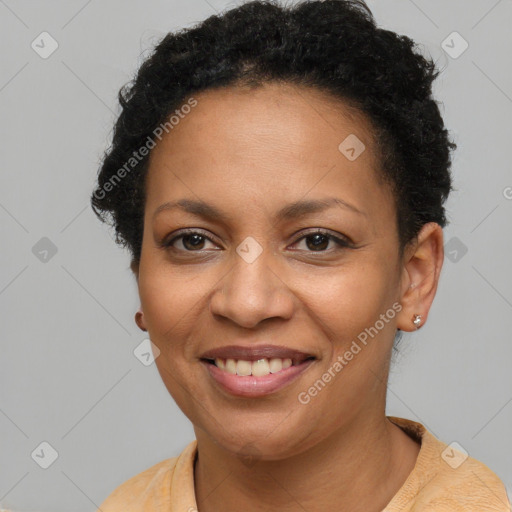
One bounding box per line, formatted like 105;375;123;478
194;411;420;512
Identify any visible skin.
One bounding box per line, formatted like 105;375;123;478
132;82;444;511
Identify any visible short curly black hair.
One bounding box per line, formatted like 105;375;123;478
91;0;455;267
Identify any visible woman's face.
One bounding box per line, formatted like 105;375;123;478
137;82;411;459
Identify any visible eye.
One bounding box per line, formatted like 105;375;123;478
163;230;218;252
290;229;352;252
161;228;352;254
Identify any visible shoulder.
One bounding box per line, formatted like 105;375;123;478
97;456;178;511
387;417;511;512
417;452;511;511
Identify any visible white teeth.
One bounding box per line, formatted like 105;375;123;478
252;358;270;377
269;358;283;373
214;357;298;376
225;358;237;374
236;360;252;376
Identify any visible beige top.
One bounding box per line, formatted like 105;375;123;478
97;416;511;511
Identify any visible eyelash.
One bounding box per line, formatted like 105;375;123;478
161;228;352;253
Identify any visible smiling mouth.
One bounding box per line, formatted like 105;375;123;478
201;356;316;377
199;345;317;396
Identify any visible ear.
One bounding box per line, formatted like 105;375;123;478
135;307;147;332
130;259;147;331
396;222;444;332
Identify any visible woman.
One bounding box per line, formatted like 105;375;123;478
91;0;511;510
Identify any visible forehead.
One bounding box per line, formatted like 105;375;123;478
152;82;375;155
145;82;394;224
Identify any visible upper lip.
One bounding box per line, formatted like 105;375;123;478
200;344;315;363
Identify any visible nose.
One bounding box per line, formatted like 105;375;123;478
209;247;295;329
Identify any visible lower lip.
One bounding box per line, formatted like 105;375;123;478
202;359;314;398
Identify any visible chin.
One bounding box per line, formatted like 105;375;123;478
196;414;320;462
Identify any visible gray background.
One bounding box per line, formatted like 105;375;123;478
1;0;511;510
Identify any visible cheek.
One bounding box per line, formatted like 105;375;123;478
153;357;211;432
297;257;398;404
138;261;208;338
296;259;397;341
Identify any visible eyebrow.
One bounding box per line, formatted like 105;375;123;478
152;197;367;222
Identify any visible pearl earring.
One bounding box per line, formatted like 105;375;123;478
412;314;422;329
